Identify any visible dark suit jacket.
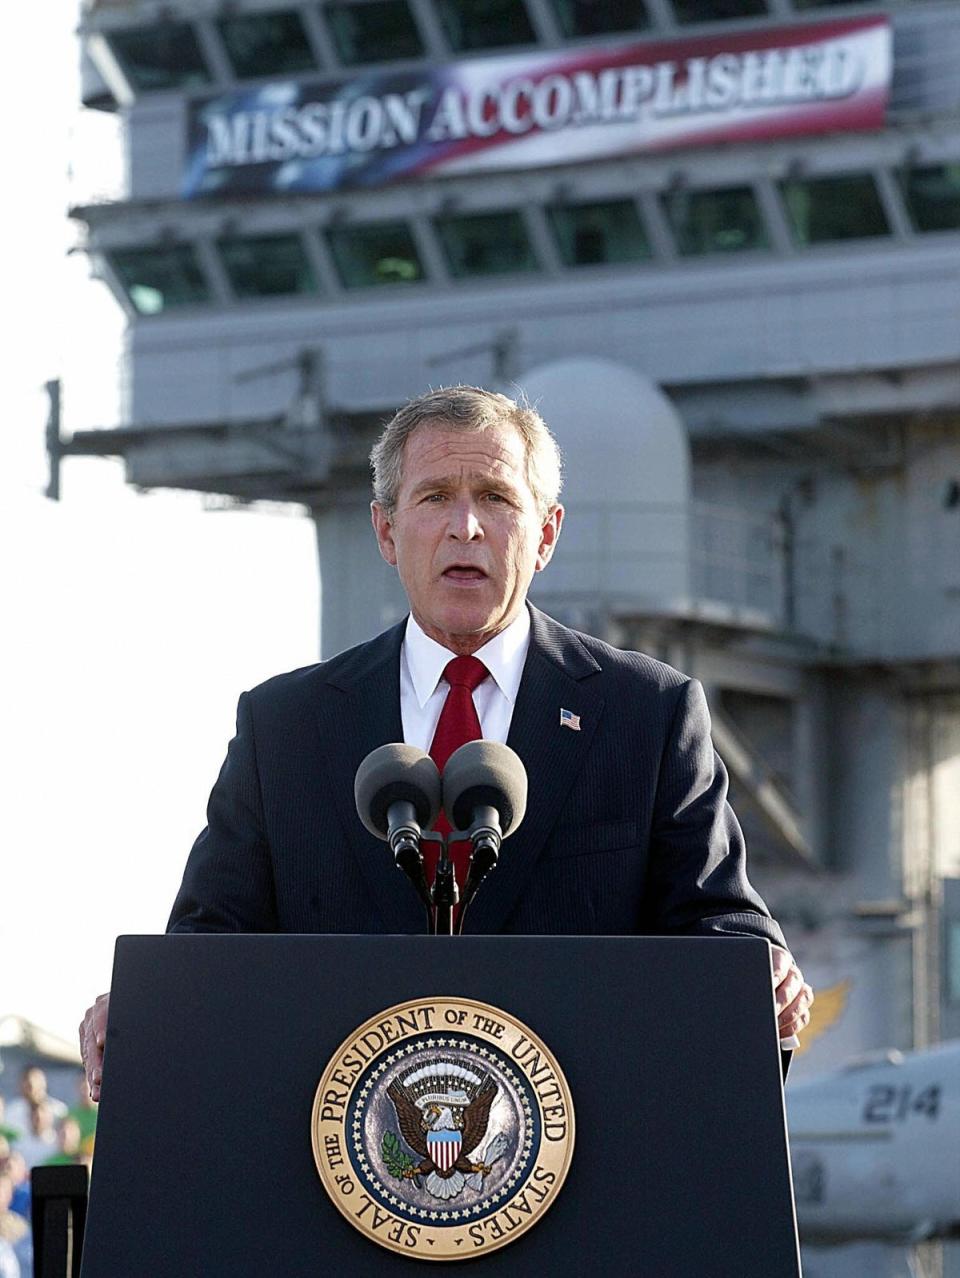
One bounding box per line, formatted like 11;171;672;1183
167;606;785;948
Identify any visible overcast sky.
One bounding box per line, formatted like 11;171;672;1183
1;3;321;1047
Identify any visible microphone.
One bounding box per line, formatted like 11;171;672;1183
441;740;527;927
355;745;441;912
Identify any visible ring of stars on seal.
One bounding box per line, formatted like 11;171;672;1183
311;997;575;1261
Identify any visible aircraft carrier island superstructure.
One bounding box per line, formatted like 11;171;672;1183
64;3;960;1270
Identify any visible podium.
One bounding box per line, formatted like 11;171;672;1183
80;934;800;1276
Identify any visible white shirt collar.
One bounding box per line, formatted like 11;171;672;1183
403;608;531;709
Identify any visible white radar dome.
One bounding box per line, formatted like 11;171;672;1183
518;357;691;618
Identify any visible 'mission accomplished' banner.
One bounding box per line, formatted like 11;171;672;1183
183;16;890;199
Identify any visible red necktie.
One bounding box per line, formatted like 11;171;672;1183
426;655;488;890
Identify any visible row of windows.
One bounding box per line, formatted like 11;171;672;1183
105;164;960;315
101;0;906;90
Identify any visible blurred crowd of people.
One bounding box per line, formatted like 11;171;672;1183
0;1064;96;1278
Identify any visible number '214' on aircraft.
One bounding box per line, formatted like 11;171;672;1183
787;1038;959;1244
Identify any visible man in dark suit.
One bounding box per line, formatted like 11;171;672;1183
80;386;812;1096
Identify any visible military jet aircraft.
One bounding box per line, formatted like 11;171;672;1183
787;1037;960;1244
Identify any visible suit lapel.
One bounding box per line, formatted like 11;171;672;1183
314;621;427;934
467;607;605;934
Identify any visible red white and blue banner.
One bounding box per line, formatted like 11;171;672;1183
183;16;891;199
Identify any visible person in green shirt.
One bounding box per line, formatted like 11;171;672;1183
65;1079;97;1158
0;1100;20;1149
42;1117;82;1167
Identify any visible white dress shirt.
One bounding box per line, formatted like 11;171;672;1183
400;609;531;752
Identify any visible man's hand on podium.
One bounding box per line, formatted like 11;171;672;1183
771;947;813;1044
75;951;809;1097
80;992;110;1102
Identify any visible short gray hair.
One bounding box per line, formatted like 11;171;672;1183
370;386;563;519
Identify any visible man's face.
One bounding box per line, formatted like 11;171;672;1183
30;1102;53;1136
372;422;562;654
22;1068;45;1103
59;1118;81;1155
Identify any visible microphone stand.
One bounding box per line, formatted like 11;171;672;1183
430;834;459;936
415;818;505;935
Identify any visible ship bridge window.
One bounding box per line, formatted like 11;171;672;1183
901;163;960;233
327;221;425;288
547;199;651;266
327;0;424;64
552;0;650;38
662;185;769;256
672;0;765;22
108;23;211;92
435;0;536;52
434;210;539;279
781;174;890;245
219;234;318;299
217;12;318;78
109;245;210;315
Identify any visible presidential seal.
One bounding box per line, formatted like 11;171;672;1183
311;997;575;1261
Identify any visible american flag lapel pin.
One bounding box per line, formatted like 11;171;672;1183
559;708;581;731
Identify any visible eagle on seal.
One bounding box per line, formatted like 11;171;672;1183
386;1068;501;1201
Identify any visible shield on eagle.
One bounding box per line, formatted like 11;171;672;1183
427;1130;462;1172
